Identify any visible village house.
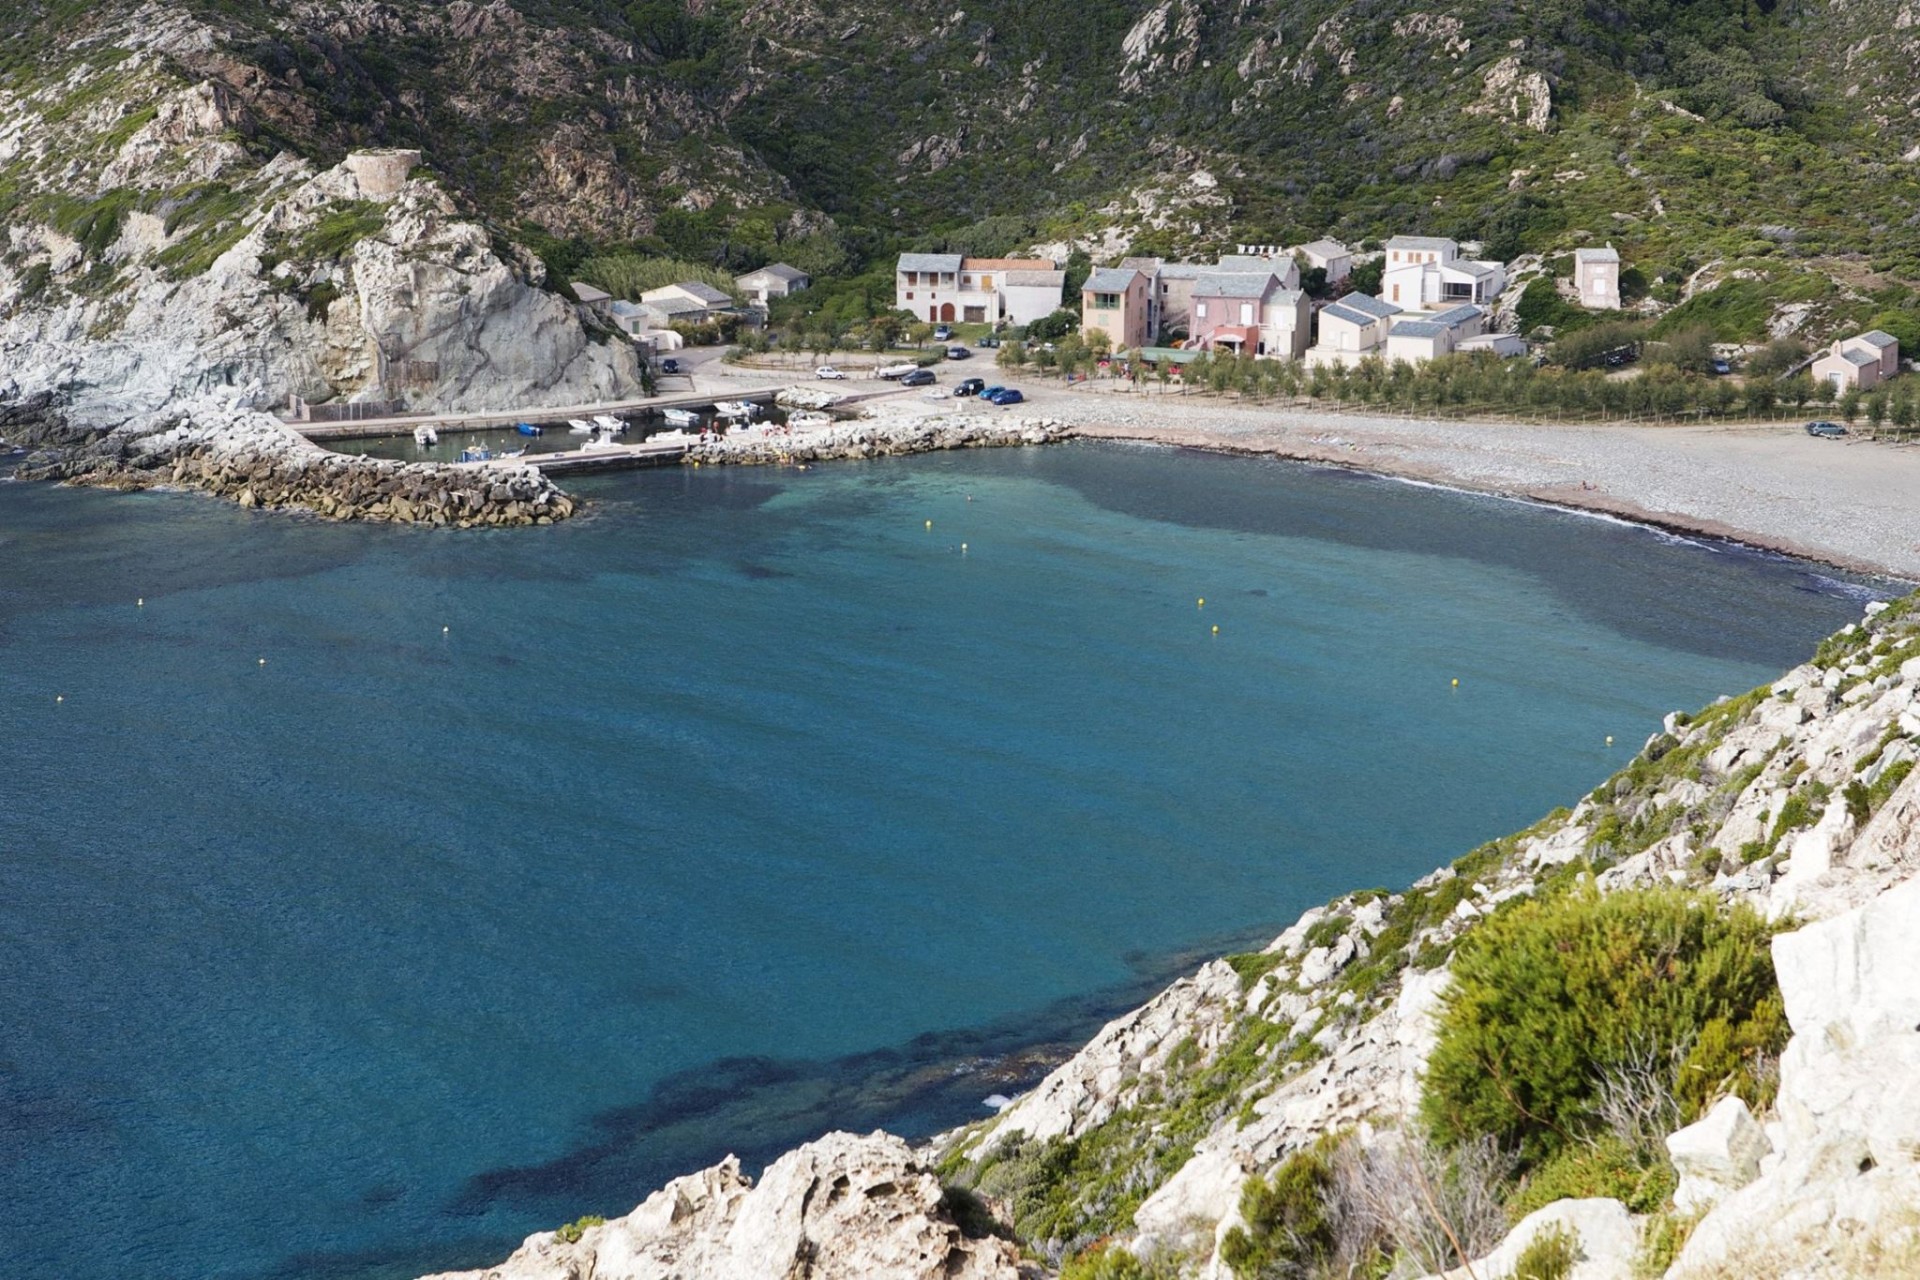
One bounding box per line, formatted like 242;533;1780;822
608;301;684;352
1293;239;1353;284
1380;235;1506;309
570;282;613;314
1081;266;1152;350
1306;294;1404;368
1573;246;1621;310
734;263;811;305
1811;330;1901;392
640;281;736;322
894;253;1063;326
1382;303;1487;364
1189;272;1311;360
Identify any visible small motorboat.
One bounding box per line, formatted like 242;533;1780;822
788;411;833;430
457;444;492;463
649;428;696;445
516;422;543;437
414;425;439;446
593;414;628;434
567;419;595;434
713;399;758;419
585;433;624;450
662;407;699;427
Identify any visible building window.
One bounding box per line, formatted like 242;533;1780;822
906;291;915;301
1092;293;1121;309
964;306;986;323
1196;302;1208;318
1239;302;1253;325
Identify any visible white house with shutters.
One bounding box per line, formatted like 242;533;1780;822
895;254;1063;326
1380;236;1507;309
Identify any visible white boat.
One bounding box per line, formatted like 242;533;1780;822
649;428;696;446
499;446;528;458
585;433;625;450
567;418;596;434
714;399;759;419
413;425;439;446
593;414;628;434
457;443;492;463
662;407;700;427
788;411;833;429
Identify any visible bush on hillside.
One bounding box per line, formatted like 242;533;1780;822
1218;1138;1337;1278
1420;885;1786;1166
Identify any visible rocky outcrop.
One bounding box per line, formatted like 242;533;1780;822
1666;1096;1770;1213
1414;1198;1640;1280
420;1131;1027;1280
684;418;1070;467
13;393;573;527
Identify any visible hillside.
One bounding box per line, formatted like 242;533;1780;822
422;598;1920;1279
3;0;1918;376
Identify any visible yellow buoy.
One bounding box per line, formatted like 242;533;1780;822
1451;678;1459;688
961;543;968;553
1606;735;1614;747
1197;597;1205;608
925;519;933;530
1211;624;1220;635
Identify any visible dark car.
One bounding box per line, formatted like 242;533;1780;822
956;378;987;397
975;335;1000;348
979;385;1006;401
1708;358;1733;375
946;345;971;360
1602;347;1637;368
986;388;1024;405
660;358;680;374
900;368;937;387
1805;420;1848;439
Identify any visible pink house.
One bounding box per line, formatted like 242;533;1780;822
1189;272;1311;359
1811;330;1900;392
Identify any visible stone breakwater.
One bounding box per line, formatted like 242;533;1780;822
684;416;1070;467
8;394;574;528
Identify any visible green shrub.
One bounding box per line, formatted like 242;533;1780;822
1508;1132;1677;1218
1421;885;1787;1165
1060;1241;1176;1280
1218;1136;1339;1279
552;1214;604;1244
1514;1223;1580;1280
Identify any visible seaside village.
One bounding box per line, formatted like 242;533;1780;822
569;234;1903;405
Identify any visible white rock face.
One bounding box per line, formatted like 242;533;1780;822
1666;1096;1772;1213
1676;870;1920;1276
420;1132;1022;1280
1413;1198;1639;1280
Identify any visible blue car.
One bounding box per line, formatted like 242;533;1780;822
986;388;1024;405
979;386;1006;401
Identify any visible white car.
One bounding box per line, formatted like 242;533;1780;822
878;362;922;379
815;365;847;380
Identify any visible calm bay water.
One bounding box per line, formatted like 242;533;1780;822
0;442;1880;1280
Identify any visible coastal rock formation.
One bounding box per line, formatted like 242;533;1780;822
684;417;1070;467
420;1131;1026;1280
13;394;574;527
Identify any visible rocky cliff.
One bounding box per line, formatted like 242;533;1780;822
427;594;1920;1277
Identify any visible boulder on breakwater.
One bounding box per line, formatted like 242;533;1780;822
686;415;1069;467
9;394;574;528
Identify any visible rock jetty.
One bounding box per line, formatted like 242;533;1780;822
10;394;573;528
686;416;1069;467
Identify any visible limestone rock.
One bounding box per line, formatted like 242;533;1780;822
420;1131;1023;1280
1667;1096;1772;1212
1413;1198;1638;1280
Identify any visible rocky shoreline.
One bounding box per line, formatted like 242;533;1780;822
4;394;575;528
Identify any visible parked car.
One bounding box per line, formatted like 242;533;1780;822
900;368;937;387
932;325;953;341
1805;420;1849;438
985;388;1024;405
1602;346;1638;368
979;386;1006;401
1708;358;1733;376
975;335;1000;348
946;345;971;360
956;378;986;397
878;361;922;379
815;365;847;380
660;358;680;374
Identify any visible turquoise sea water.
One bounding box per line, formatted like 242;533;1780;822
0;442;1880;1280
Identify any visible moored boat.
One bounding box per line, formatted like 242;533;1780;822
593;414;628;433
662;407;700;427
567;419;595;434
515;422;542;436
414;425;439;446
457;443;492;463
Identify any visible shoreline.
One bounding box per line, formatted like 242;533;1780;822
1071;422;1912;584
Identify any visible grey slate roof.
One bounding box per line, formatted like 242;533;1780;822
1574;246;1621;264
1386;235;1458;253
1084;266;1141;293
1857;330;1899;349
750;263;810;282
1338;293;1404;319
1297;239;1350;259
898;252;963;273
1003;270;1066;288
1320;303;1376;327
673;281;734;304
1429;304;1484;329
1842;349;1878;366
1390;320;1447;338
1119;256;1165;272
1193;272;1278;298
570;282;612;303
651;296;712;316
1445;260;1499;279
1215;254;1285;273
1155;263;1205;279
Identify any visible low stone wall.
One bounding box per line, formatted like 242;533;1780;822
685;416;1069;467
8;395;575;528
